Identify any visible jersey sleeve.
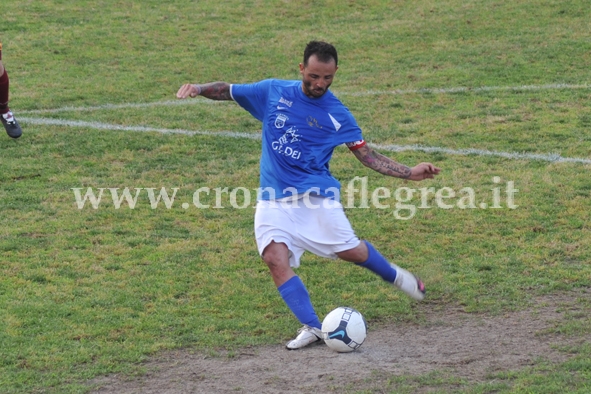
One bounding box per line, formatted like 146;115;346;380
333;107;365;150
230;80;273;122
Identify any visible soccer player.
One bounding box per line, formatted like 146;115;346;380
0;42;22;139
176;41;440;350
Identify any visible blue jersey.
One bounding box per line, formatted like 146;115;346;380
230;79;364;201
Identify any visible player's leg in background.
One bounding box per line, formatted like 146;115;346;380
337;240;426;301
0;42;23;139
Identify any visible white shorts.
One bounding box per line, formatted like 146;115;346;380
254;195;361;268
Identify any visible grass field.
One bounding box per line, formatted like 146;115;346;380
1;0;590;392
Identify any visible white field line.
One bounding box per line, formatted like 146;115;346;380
370;143;591;164
18;83;591;115
19;98;225;115
19;117;261;140
337;83;591;97
20;116;591;164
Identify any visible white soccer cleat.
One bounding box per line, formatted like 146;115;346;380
285;325;322;350
391;264;426;301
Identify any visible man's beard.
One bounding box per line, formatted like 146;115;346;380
303;81;331;98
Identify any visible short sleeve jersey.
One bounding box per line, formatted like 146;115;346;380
230;79;364;201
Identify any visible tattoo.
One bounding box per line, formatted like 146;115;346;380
352;145;411;179
196;82;232;101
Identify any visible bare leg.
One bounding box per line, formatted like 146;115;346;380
336;241;368;263
261;241;295;287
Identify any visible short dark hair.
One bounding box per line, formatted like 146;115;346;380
303;41;338;67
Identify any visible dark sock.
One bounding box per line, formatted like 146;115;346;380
0;69;9;114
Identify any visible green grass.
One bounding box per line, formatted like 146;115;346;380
1;0;590;392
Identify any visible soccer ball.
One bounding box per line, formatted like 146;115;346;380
321;307;367;353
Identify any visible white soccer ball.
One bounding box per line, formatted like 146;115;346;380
321;307;367;353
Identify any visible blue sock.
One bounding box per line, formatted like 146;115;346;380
356;241;397;282
278;276;322;329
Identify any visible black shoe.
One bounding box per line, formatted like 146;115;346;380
1;111;22;139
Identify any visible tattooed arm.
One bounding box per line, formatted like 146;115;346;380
352;145;411;178
176;82;233;101
351;145;440;181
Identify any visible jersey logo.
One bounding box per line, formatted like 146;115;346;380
272;126;302;160
307;116;322;129
279;97;293;107
328;113;341;132
280;126;301;144
275;113;288;129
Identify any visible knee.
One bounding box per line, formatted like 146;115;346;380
337;241;368;263
262;251;278;268
261;242;289;270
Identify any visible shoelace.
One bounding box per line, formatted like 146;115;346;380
2;112;15;124
297;325;310;334
297;325;321;337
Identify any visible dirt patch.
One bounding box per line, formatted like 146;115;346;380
89;291;589;393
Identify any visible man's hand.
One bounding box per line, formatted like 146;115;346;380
176;84;200;99
176;82;232;101
408;162;441;181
